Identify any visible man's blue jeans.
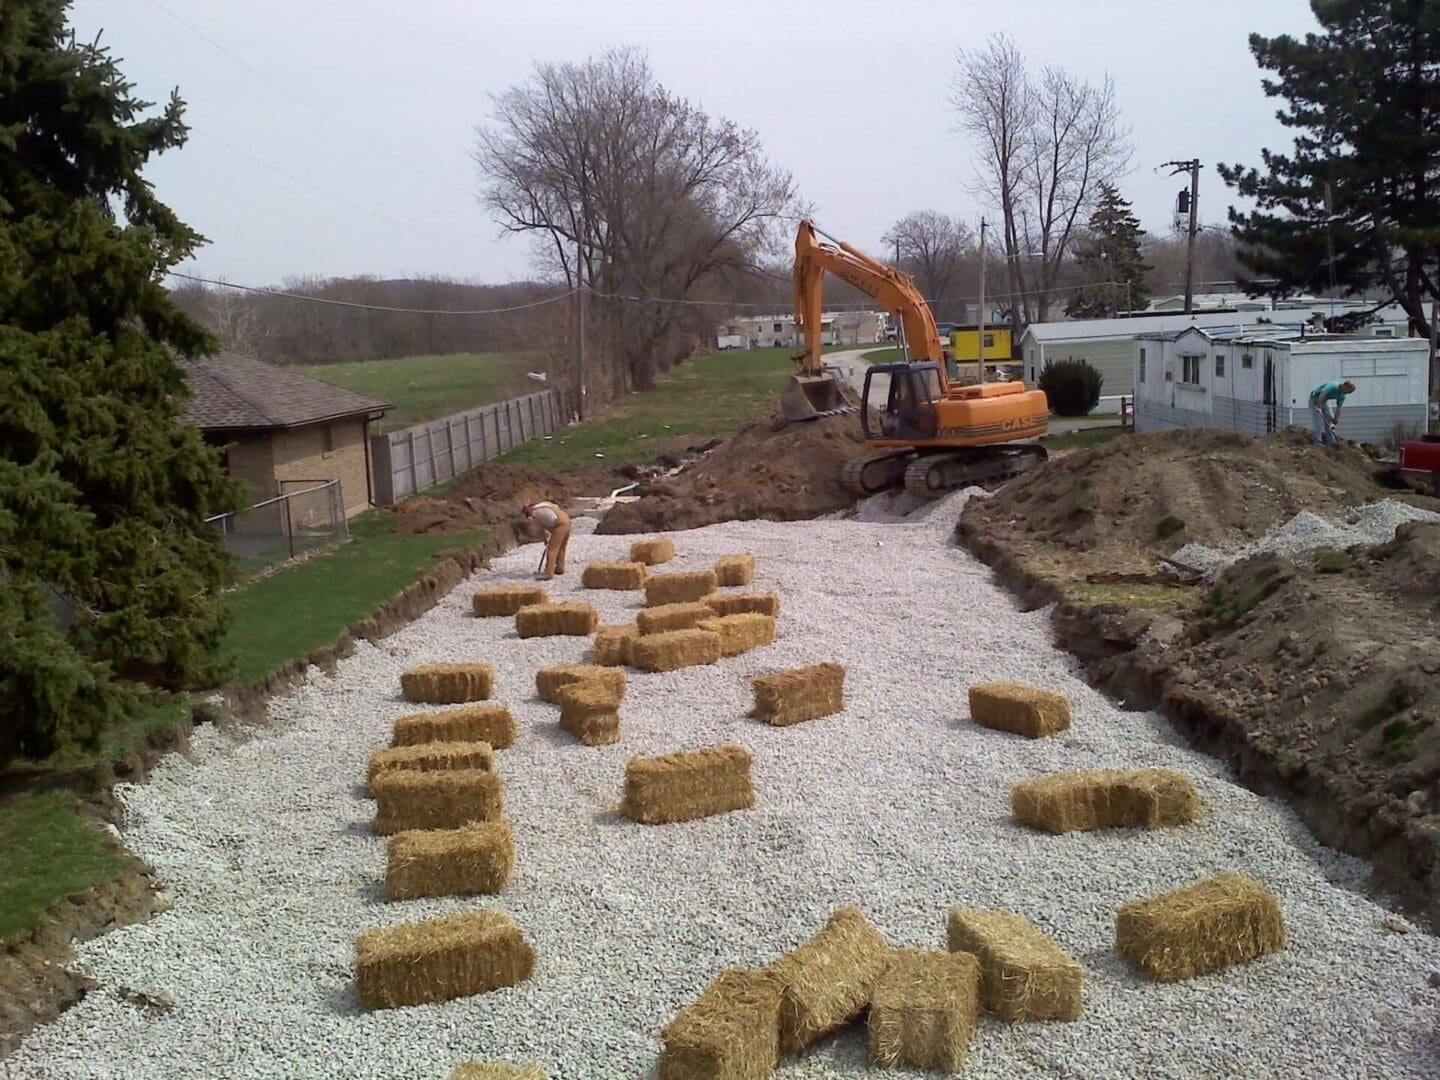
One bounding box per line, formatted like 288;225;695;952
1311;404;1336;446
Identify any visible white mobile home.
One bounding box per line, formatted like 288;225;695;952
1133;330;1429;442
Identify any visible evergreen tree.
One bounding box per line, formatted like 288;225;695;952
0;1;241;764
1066;183;1150;319
1219;1;1440;337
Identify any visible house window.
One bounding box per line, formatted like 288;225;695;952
982;333;995;348
1374;327;1394;338
773;322;783;333
1215;353;1225;377
1138;347;1146;383
1241;353;1254;370
1181;355;1203;385
320;424;334;453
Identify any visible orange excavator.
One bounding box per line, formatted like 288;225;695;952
787;219;1050;497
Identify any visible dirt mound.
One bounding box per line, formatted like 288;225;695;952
389;463;618;540
595;405;870;534
962;425;1436;577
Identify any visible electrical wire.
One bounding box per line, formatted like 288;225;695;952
167;272;576;315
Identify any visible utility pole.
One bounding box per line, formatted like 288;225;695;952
1163;158;1201;313
977;217;987;386
1430;294;1438;433
574;238;586;420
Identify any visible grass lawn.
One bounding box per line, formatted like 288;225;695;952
1041;427;1128;452
498;346;840;471
862;346;905;365
0;791;127;942
221;511;487;685
310;352;534;432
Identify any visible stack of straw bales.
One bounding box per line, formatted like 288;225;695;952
450;1063;545;1080
472;585;547;617
591;624;639;667
400;663;494;705
633;628;723;673
644;570;717;607
384;821;514;900
766;906;891;1053
751;663;845;726
450;1064;545;1080
354;909;533;1009
637;602;714;635
372;768;502;835
556;682;621;746
392;705;515;749
516;602;599;638
658;968;781;1080
535;664;626;704
968;681;1070;738
696;613;775;658
946;908;1082;1021
581;560;648;590
1116;871;1285;982
714;553;756;587
621;745;754;824
367;741;494;790
704;592;780;618
1011;768;1200;833
868;948;981;1072
630;537;676;566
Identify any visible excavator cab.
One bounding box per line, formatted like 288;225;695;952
860;362;942;442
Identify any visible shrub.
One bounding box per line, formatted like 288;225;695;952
1038;359;1104;417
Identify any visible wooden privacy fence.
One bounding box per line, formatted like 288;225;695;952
371;389;574;505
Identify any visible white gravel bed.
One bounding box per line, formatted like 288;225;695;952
1172;499;1440;576
6;494;1440;1079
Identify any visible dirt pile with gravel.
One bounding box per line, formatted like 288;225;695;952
388;463;620;541
595;405;870;534
961;425;1435;578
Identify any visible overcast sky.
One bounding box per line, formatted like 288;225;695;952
71;0;1320;291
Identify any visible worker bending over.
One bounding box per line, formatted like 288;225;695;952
1309;379;1356;447
522;501;571;581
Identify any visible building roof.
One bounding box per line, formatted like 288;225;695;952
180;352;391;432
1021;310;1263;344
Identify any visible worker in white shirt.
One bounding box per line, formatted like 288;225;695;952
522;500;571;581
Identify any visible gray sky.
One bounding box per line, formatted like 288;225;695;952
71;0;1320;290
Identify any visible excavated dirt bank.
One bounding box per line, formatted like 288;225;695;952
959;427;1440;928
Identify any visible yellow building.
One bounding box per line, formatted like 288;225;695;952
947;325;1013;380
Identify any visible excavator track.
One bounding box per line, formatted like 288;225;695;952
902;445;1049;499
841;449;915;496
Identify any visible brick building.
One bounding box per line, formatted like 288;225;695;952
180;353;391;518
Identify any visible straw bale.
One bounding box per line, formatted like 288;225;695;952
581;560;648;590
632;628;722;673
638;602;714;635
868;948;981;1072
450;1063;545;1080
659;968;782;1080
946;908;1082;1022
703;592;780;618
515;602;599;638
1011;768;1200;834
384;821;514;900
644;570;718;607
535;663;627;704
750;663;844;726
472;585;548;617
591;624;640;667
400;662;494;705
392;704;515;749
621;744;754;824
354;908;533;1009
372;768;503;835
631;537;676;566
766;906;892;1053
367;740;494;787
697;613;775;658
556;683;621;746
714;553;756;587
1116;871;1285;982
968;681;1070;738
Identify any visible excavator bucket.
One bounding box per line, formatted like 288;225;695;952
781;368;852;422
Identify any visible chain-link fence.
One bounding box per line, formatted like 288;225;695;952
207;479;348;576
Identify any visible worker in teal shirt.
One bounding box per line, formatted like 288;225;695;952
1309;379;1356;446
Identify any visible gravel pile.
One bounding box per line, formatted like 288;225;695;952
8;495;1440;1078
1173;499;1440;576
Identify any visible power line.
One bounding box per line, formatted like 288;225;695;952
168;272;577;315
144;0;473;198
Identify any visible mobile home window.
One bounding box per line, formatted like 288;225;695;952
1215;353;1225;377
1241;353;1254;370
1181;355;1203;385
1138;348;1146;383
772;322;782;333
1374;327;1394;338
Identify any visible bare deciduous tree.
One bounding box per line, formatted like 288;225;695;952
882;210;975;322
474;48;804;400
951;34;1131;326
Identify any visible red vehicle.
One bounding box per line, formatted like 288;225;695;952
1398;434;1440;495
